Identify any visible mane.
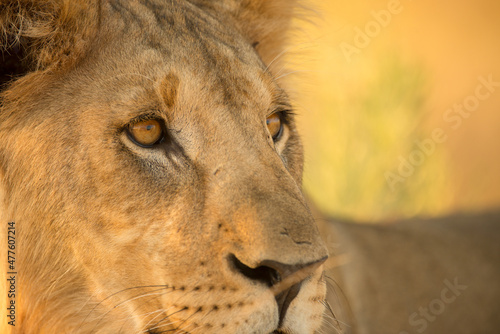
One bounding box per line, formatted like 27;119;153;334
0;0;99;85
0;0;305;90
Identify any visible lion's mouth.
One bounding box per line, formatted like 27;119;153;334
274;281;303;330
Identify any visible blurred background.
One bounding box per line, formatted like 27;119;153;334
286;0;500;222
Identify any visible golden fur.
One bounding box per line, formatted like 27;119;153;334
0;0;327;333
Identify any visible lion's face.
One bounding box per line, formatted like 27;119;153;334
0;1;327;333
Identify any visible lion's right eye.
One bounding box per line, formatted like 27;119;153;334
127;119;164;147
266;112;283;141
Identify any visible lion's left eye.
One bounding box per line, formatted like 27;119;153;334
127;119;164;147
266;112;283;141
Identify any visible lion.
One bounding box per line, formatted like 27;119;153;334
0;1;329;333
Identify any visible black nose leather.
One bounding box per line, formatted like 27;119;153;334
229;254;281;287
229;254;327;287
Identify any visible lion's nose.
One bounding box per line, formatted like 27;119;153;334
229;253;327;324
228;253;327;287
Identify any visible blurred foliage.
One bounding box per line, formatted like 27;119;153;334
285;10;454;221
284;0;500;221
295;55;451;221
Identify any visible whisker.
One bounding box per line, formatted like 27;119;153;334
184;305;218;334
160;307;201;334
146;307;189;332
323;274;354;334
111;288;175;333
134;294;178;332
184;322;202;334
264;41;318;74
124;309;165;334
45;266;73;298
140;306;176;333
323;299;343;330
275;69;315;81
79;285;169;333
264;46;292;74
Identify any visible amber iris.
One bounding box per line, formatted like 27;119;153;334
266;113;282;140
128;119;163;147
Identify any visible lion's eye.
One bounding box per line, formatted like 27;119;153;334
266;112;283;141
127;119;164;147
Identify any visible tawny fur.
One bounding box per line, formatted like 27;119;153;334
0;1;327;333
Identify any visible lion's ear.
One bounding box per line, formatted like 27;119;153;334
0;0;98;88
211;0;300;71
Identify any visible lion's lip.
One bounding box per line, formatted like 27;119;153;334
275;281;303;327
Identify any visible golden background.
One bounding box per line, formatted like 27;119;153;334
287;0;500;221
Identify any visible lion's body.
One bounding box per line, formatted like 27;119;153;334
323;211;500;334
0;1;328;333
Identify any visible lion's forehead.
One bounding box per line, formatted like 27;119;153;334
104;0;261;73
70;1;277;123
